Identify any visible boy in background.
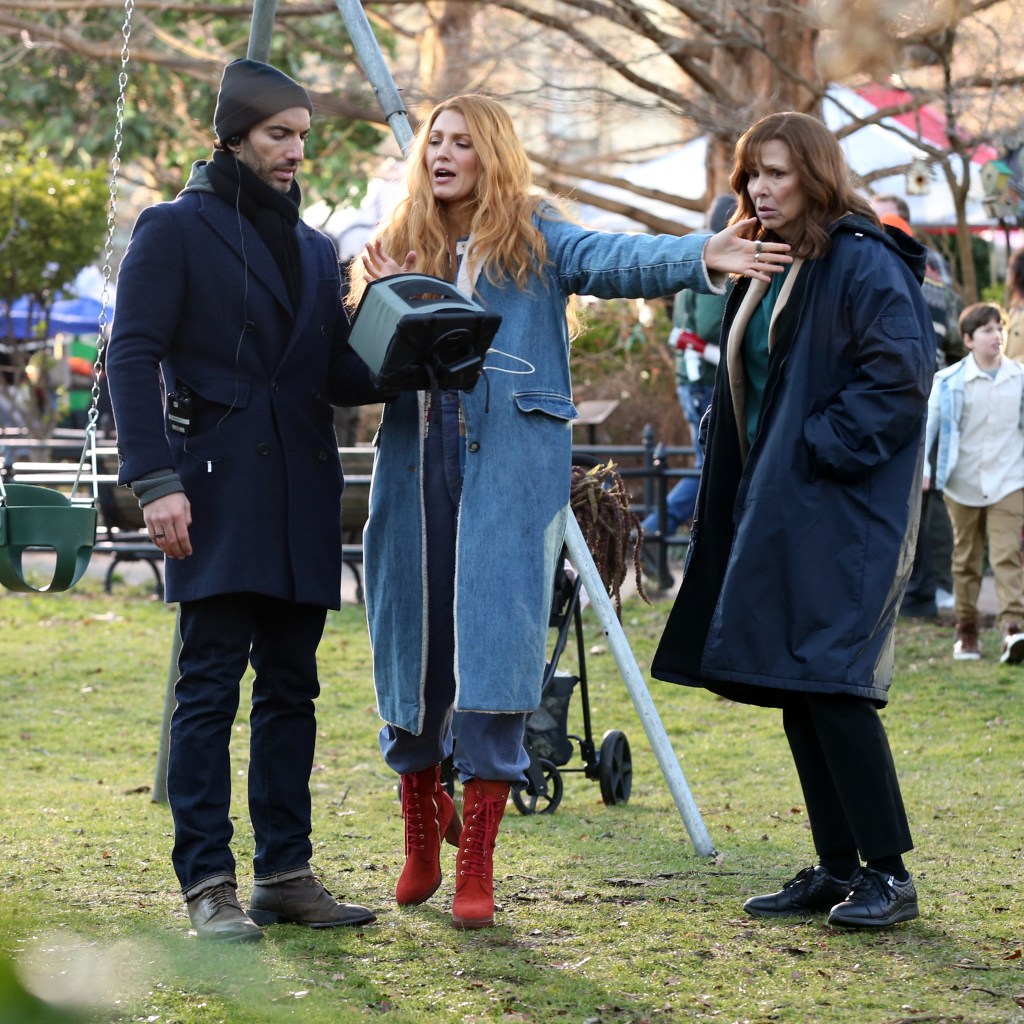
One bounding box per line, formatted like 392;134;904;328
925;303;1024;662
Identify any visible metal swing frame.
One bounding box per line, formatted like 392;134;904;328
0;0;135;594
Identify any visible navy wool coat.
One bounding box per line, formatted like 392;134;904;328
651;215;936;707
105;162;380;607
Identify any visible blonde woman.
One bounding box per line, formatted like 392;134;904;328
349;94;789;929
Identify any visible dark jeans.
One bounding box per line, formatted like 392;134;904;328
169;593;326;893
783;692;913;863
926;489;954;592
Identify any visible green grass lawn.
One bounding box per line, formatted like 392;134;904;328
0;572;1021;1024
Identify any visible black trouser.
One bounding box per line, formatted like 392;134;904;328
782;693;913;863
902;489;956;613
925;488;954;593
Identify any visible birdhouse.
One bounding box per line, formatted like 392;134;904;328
980;159;1018;220
905;159;932;195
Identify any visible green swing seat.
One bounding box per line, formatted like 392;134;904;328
0;483;98;593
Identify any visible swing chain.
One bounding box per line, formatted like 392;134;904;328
77;0;134;500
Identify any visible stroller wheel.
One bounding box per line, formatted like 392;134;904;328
512;759;564;815
598;730;632;805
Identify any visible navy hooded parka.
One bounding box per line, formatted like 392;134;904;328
651;215;936;707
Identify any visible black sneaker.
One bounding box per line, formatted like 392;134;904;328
1000;623;1024;665
827;867;919;928
743;865;852;918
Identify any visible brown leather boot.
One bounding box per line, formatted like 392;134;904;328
248;870;376;928
396;765;462;906
451;778;510;929
186;880;263;943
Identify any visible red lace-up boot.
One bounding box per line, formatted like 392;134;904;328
396;765;462;906
451;778;510;929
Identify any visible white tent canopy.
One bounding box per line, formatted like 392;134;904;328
575;85;987;232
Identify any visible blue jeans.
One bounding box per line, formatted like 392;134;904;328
378;391;529;783
642;381;713;537
170;593;326;896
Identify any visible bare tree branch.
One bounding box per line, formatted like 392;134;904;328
496;0;730;104
528;148;705;215
0;0;333;15
535;172;696;235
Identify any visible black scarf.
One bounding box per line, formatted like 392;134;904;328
207;149;303;309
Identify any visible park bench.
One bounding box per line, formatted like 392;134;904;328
3;426;698;598
2;436;376;603
339;445;374;604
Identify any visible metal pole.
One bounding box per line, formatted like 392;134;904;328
246;0;278;62
152;608;181;803
335;0;414;157
564;514;716;856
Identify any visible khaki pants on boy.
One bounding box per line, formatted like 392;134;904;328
944;489;1024;631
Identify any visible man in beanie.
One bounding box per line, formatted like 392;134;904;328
106;59;383;943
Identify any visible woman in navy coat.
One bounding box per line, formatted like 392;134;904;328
652;112;935;928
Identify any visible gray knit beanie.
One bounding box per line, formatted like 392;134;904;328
213;58;313;143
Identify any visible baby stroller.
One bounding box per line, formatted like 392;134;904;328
511;550;633;815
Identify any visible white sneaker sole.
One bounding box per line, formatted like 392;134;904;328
999;633;1024;664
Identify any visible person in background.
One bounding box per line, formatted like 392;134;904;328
873;194;962;368
347;93;790;931
1003;247;1024;362
106;59;382;943
640;195;735;591
873;194;961;617
925;302;1024;663
653;111;935;929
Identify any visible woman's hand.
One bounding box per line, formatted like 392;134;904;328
704;217;792;282
361;239;417;281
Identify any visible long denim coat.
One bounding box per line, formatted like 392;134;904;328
365;212;722;733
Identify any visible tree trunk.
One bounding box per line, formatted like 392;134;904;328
944;161;978;302
418;0;477;110
705;0;820;197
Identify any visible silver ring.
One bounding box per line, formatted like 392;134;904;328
154;533;165;539
754;252;762;262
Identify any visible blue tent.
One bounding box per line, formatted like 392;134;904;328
0;295;109;342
